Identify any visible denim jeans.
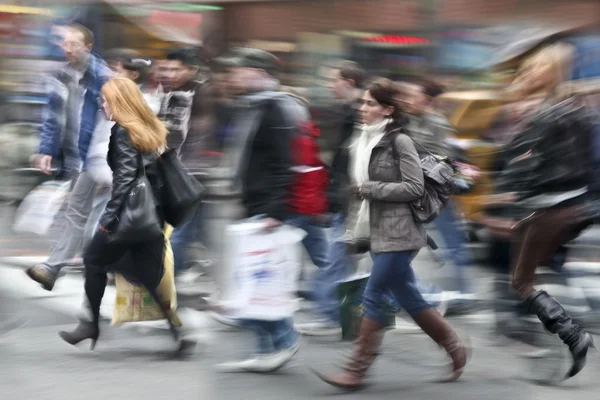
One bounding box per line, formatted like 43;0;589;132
238;318;298;354
433;201;472;294
171;202;207;275
285;213;340;323
364;251;430;325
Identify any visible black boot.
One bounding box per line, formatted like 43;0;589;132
527;290;595;379
58;320;100;350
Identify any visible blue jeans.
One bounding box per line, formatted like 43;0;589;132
238;318;298;354
285;214;340;323
171;203;207;275
364;251;430;325
434;201;472;294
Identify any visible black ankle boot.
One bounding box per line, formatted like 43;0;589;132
58;320;100;350
527;290;595;379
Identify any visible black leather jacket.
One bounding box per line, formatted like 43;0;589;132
496;97;596;205
99;125;162;231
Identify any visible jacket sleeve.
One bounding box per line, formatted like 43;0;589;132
99;128;139;230
180;82;217;168
361;134;424;202
38;78;64;156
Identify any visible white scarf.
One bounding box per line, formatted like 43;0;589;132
349;118;390;238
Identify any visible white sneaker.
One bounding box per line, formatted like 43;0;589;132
216;342;300;373
295;320;341;337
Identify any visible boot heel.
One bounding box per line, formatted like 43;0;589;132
90;339;97;351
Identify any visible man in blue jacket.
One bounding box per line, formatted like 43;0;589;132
27;24;112;291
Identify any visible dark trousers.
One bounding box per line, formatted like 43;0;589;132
83;230;165;322
510;206;585;298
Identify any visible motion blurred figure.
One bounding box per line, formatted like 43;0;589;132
492;43;596;379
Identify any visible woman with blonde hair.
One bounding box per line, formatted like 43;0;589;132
492;43;597;379
58;78;188;353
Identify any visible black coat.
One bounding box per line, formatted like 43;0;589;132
327;103;357;214
497;98;596;206
240;99;295;221
100;125;162;231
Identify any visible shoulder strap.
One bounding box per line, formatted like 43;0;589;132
389;128;446;161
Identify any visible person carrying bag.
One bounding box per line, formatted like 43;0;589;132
58;77;192;356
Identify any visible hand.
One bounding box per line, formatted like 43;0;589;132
349;184;362;199
32;154;53;175
98;224;109;233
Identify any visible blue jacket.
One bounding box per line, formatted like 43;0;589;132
38;53;112;176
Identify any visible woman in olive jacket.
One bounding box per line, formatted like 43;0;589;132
314;79;468;390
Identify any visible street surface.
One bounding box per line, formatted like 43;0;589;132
2;201;600;399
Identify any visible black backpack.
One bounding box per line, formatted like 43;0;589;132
390;130;458;223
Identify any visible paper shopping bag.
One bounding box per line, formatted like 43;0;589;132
111;225;182;326
221;221;307;320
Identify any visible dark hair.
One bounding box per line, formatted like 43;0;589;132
366;78;404;123
166;48;199;68
338;61;367;89
123;59;150;84
104;48;140;65
68;23;94;46
412;77;444;98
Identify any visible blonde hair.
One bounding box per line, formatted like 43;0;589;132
512;43;574;99
101;77;167;152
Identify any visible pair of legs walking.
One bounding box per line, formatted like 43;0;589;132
27;171;110;291
315;250;468;389
59;229;188;353
510;206;595;379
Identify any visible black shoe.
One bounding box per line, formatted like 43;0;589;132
527;290;595;379
58;321;99;350
26;264;58;291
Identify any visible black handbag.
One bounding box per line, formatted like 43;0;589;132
109;153;163;244
157;149;206;227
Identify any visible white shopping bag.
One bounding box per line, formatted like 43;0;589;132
13;180;71;236
221;221;307;320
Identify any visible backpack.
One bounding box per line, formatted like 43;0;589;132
390;130;458;223
288;120;329;216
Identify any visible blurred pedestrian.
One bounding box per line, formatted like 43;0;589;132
58;78;191;355
122;58;163;115
213;47;305;372
294;61;367;337
160;48;215;279
313;79;469;389
26;24;112;291
492;43;596;380
401;79;475;305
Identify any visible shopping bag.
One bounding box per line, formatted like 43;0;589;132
111;225;182;326
221;221;307;320
13;180;71;236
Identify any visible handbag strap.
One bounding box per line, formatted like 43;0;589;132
389;128;452;164
136;152;147;179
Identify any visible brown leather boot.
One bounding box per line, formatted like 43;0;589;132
412;308;469;382
313;317;383;390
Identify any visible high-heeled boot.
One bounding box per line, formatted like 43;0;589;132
58;319;100;350
312;317;383;390
412;308;469;382
526;290;595;379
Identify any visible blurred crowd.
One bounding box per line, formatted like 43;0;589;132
1;12;600;393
